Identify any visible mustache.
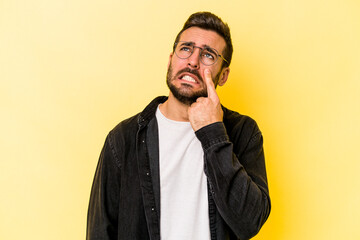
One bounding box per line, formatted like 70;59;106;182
175;68;203;82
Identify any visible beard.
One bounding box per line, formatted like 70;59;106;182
166;62;220;106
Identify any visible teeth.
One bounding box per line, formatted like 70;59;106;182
181;75;196;83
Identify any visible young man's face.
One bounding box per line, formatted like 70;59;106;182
166;27;229;105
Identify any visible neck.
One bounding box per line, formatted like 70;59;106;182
159;92;190;122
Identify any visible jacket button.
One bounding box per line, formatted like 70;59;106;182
146;172;150;176
151;207;155;211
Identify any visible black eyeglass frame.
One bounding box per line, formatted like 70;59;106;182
174;41;229;66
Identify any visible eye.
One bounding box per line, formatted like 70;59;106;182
179;46;192;52
202;50;215;60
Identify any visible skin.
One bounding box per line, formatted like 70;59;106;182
160;27;230;131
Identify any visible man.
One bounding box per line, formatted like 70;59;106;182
87;12;270;240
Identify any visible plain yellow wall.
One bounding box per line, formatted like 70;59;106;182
1;0;360;239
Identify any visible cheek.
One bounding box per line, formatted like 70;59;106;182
204;66;221;80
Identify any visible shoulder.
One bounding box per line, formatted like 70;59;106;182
110;113;140;138
222;106;261;136
109;96;168;138
222;106;263;156
105;96;168;151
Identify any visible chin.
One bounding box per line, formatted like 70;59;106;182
166;63;207;105
168;82;207;106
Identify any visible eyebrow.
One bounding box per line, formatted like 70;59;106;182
204;46;217;54
179;41;217;52
179;41;195;46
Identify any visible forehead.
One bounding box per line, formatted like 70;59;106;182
178;27;226;53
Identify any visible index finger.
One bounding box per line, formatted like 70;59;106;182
204;69;218;100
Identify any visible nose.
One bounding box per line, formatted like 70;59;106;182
187;47;201;69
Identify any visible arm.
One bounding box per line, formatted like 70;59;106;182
196;120;270;239
188;69;270;239
87;133;121;240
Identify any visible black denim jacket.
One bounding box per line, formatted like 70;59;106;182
87;96;270;240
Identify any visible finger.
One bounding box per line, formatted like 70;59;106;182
204;69;218;100
196;97;206;102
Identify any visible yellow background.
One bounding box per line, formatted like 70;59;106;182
1;0;359;239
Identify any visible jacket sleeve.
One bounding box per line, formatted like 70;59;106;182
195;120;271;240
87;132;121;240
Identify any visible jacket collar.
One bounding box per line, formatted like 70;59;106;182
138;96;168;128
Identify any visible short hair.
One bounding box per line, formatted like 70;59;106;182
173;12;233;68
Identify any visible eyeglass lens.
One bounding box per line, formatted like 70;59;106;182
175;42;218;66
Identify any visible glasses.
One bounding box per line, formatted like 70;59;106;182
174;41;229;66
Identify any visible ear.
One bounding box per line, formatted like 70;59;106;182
167;53;173;69
218;67;230;86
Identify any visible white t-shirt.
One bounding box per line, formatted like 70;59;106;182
156;106;210;240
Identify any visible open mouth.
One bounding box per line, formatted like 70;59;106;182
178;73;200;85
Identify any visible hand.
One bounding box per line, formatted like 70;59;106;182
188;69;223;131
